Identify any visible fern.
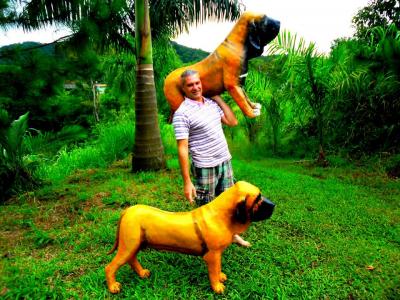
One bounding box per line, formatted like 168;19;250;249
0;111;40;203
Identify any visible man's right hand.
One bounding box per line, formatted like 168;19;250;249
184;181;197;204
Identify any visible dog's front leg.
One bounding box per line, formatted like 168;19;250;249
203;250;225;293
226;85;261;118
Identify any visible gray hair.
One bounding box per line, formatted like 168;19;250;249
180;69;199;85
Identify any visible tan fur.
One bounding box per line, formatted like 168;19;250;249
163;12;266;118
105;181;262;294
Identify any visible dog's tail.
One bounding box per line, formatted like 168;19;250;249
107;210;126;255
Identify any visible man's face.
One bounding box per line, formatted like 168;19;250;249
182;74;203;101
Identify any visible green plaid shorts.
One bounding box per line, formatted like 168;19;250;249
191;160;234;206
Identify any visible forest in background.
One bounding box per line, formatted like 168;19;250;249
0;0;399;201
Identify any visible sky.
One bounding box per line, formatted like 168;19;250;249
174;0;371;53
0;0;370;53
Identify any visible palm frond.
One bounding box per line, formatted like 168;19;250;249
6;112;29;159
15;0;241;51
267;29;314;57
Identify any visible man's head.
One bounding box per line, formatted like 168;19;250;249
180;70;203;101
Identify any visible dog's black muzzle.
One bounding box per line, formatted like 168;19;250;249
266;17;280;36
262;17;280;44
250;195;275;222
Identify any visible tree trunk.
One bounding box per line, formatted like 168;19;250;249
91;79;100;123
132;0;165;171
316;113;328;166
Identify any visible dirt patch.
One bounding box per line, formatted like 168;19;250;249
0;230;25;252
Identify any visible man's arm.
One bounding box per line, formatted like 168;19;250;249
177;139;196;204
211;95;238;126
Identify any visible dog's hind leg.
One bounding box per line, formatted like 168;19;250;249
129;255;151;278
105;247;135;294
105;231;142;294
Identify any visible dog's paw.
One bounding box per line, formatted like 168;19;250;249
251;103;261;117
253;103;262;110
138;269;151;278
219;272;227;282
240;240;251;247
233;235;251;247
108;282;122;294
212;282;225;294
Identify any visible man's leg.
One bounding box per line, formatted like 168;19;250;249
192;164;217;206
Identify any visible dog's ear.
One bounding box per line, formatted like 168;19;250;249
246;20;264;59
235;200;248;224
248;21;261;51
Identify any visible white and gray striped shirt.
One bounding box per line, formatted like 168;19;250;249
172;97;232;168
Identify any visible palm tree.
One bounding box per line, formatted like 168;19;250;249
268;30;332;163
132;0;164;170
0;0;17;28
329;25;400;153
14;0;242;171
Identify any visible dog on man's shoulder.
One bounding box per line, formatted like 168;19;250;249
164;12;280;119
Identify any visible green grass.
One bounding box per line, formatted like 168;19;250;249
34;115;135;181
1;157;399;299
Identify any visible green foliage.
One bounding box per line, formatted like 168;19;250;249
352;0;400;39
385;154;400;178
30;224;55;248
101;50;136;108
153;37;184;117
35;111;135;181
24;125;88;156
0;110;40;202
329;25;400;154
267;30;333;159
0;44;96;131
18;0;241;52
170;41;209;63
260;26;400;157
0;0;17;28
0;45;62;127
244;70;284;154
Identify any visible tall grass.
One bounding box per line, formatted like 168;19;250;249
30;109;396;186
34;112;180;181
36;113;135;181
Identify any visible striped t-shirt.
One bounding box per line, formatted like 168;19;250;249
172;97;232;168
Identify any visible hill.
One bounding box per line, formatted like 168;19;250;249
171;41;210;63
0;42;55;62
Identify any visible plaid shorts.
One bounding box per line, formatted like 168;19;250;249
191;160;234;206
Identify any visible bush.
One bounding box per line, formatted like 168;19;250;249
0;110;41;202
36;112;135;180
386;154;400;178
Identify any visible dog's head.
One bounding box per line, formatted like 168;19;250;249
233;181;275;224
244;12;280;59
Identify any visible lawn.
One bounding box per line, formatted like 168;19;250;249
1;157;399;299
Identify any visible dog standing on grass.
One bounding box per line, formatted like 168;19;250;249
105;181;275;294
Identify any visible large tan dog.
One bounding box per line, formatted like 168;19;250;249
163;12;280;118
105;181;275;294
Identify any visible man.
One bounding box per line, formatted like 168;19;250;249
172;69;250;247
